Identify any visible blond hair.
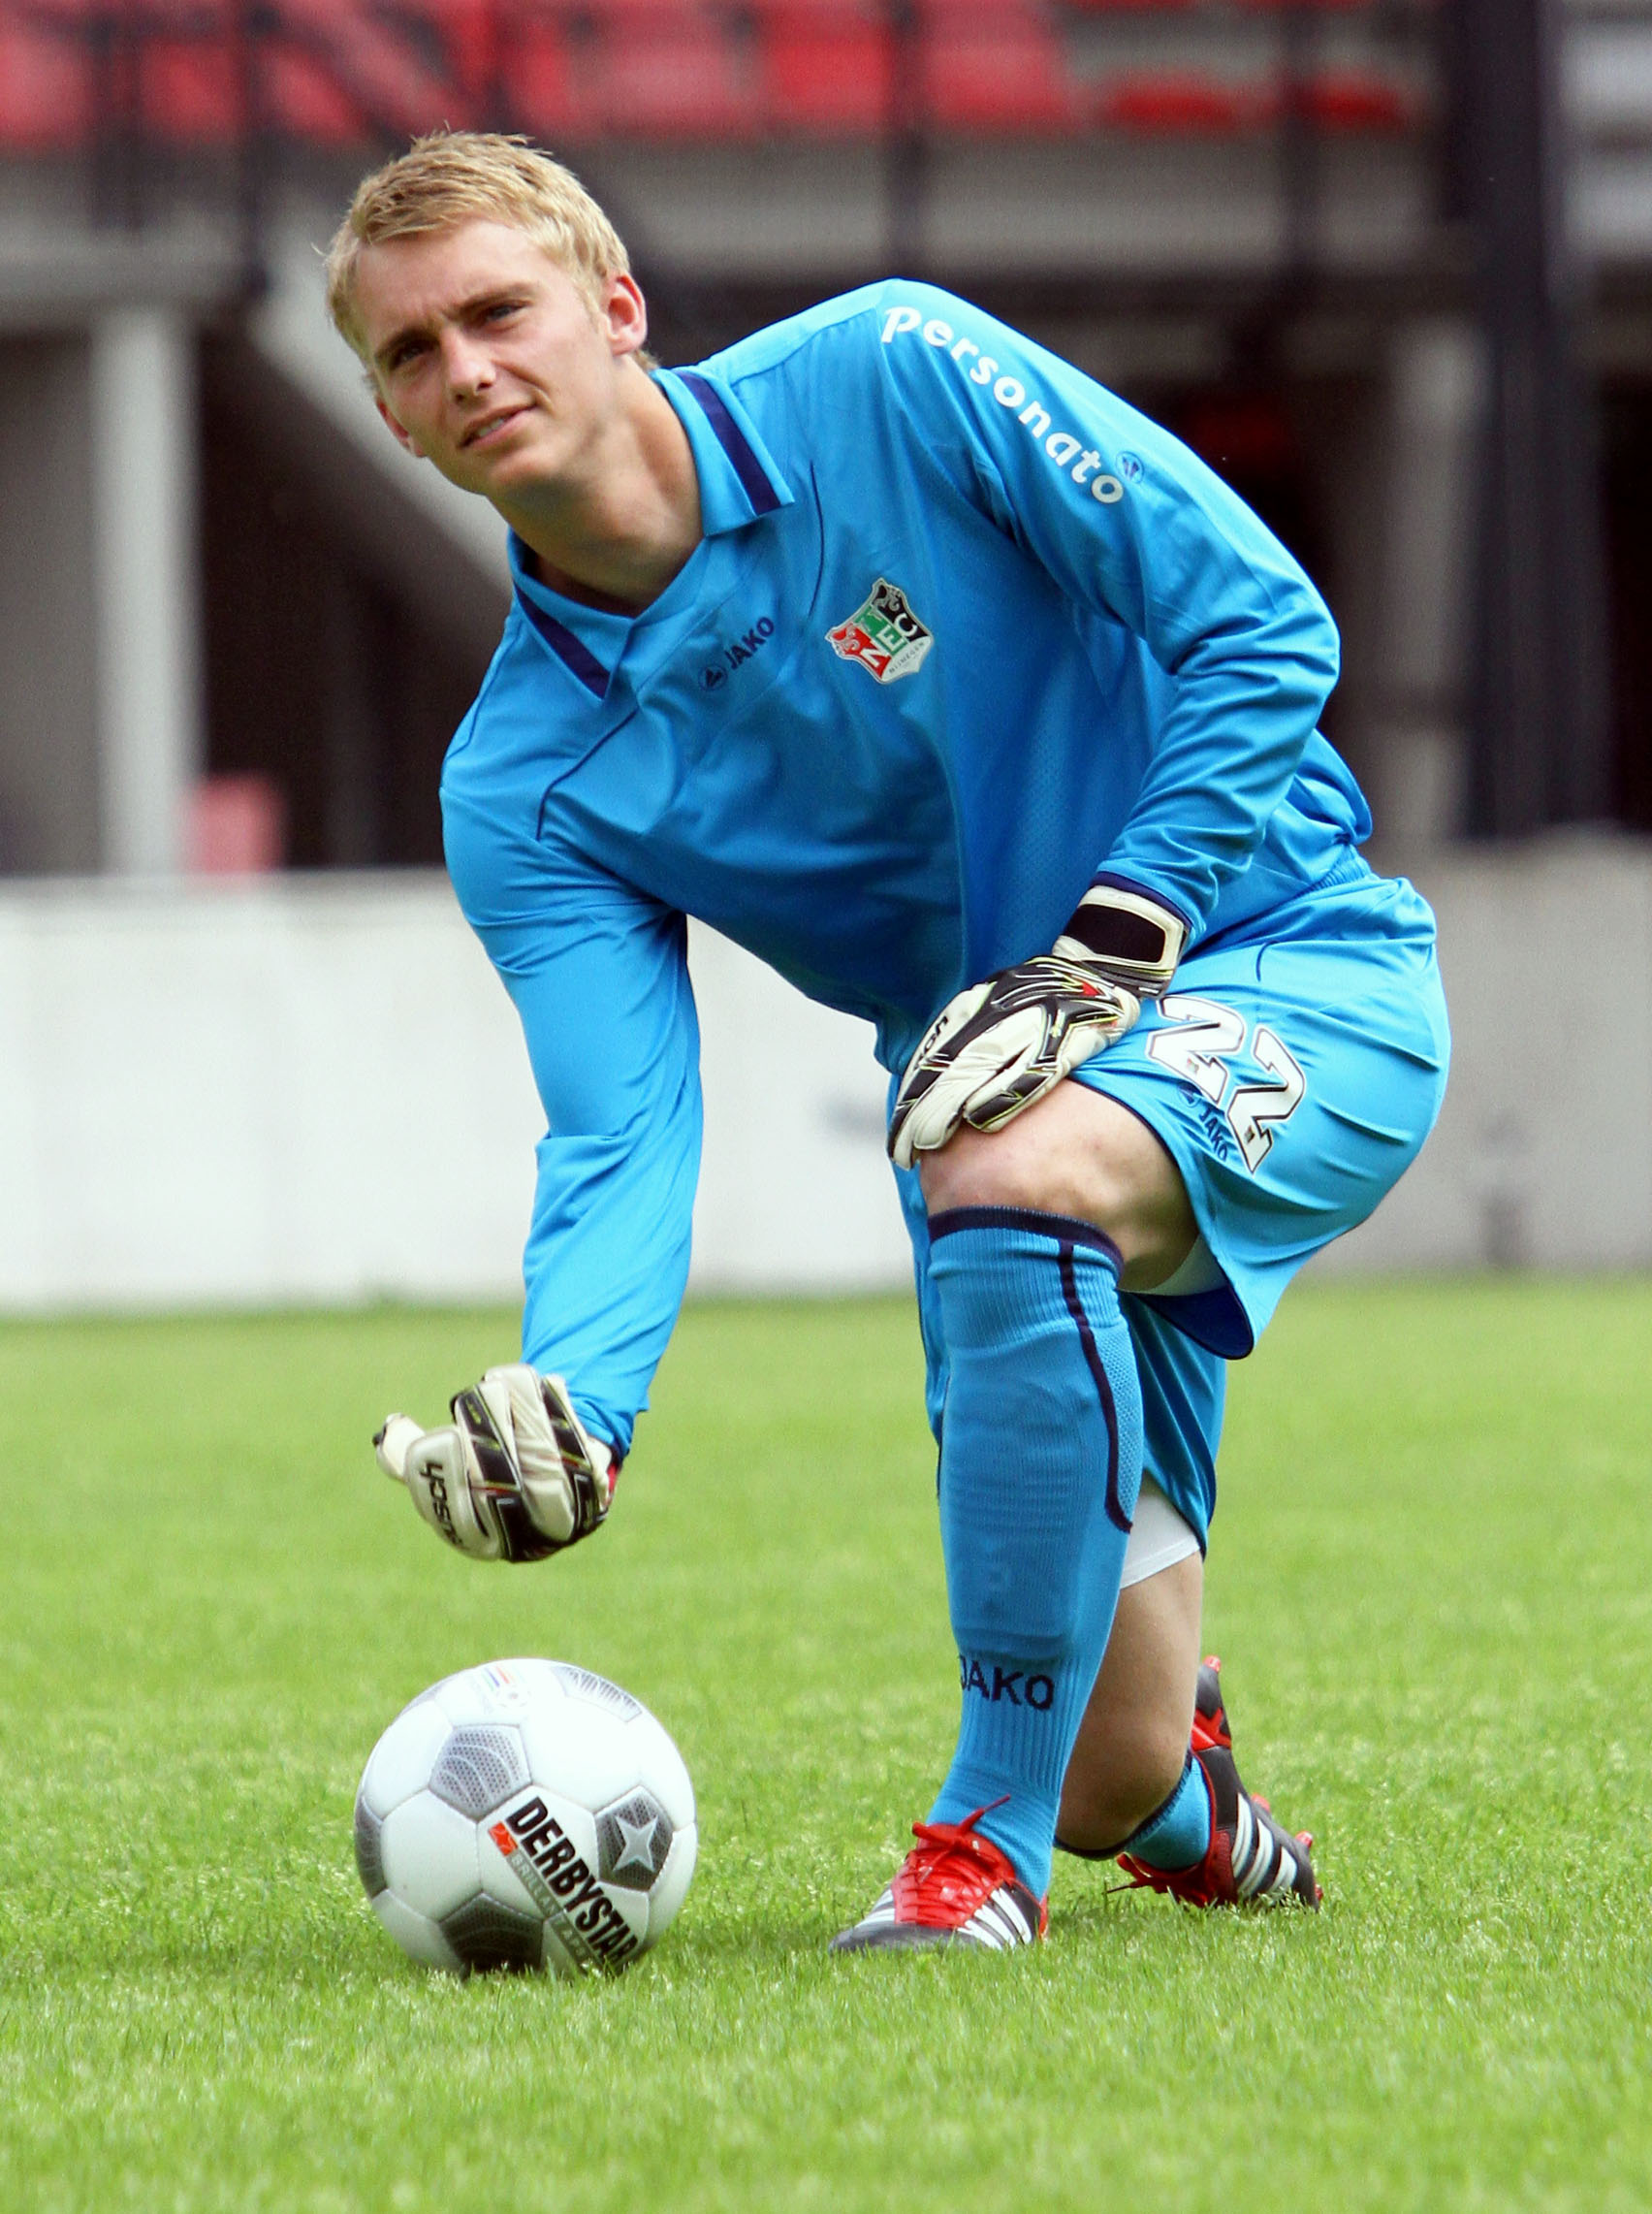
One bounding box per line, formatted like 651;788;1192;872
327;131;638;362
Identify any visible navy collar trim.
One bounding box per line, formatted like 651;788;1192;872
677;370;783;517
515;586;612;699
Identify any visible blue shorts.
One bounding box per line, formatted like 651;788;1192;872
899;851;1450;1547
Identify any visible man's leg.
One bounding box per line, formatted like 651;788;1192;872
1055;1550;1319;1904
834;1083;1199;1949
919;1087;1199;1893
840;880;1444;1944
836;1075;1319;1948
1057;1552;1204;1854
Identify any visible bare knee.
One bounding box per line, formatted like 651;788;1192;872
918;1108;1096;1218
916;1080;1197;1289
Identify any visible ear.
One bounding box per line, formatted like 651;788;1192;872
374;393;424;459
602;273;650;362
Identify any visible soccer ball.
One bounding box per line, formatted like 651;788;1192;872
354;1656;697;1977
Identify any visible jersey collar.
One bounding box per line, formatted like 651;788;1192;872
653;367;793;534
507;369;792;702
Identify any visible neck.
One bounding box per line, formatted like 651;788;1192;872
496;361;701;614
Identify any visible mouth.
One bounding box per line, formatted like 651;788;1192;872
462;404;531;449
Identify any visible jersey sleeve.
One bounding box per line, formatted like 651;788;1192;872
443;784;701;1458
871;286;1342;939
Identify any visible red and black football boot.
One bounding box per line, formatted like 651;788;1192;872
1119;1656;1321;1909
1191;1653;1232;1753
831;1805;1048;1952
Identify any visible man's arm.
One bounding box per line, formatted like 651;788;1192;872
381;786;702;1555
872;284;1342;943
498;895;702;1460
862;286;1342;1158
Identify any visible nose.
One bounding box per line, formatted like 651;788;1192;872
440;326;495;400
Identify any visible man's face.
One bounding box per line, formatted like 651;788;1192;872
354;218;646;499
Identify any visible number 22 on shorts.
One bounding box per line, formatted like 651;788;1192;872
1145;995;1306;1173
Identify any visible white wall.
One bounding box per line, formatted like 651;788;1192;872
0;877;905;1310
1318;838;1652;1274
0;845;1647;1314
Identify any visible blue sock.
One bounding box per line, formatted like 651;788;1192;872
1118;1753;1212;1871
925;1205;1143;1897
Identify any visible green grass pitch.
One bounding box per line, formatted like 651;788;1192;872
2;1280;1650;2212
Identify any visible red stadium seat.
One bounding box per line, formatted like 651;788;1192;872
762;0;1081;139
915;0;1061;17
746;0;878;16
274;0;458;137
0;20;88;149
1230;0;1381;13
1096;64;1415;137
1296;71;1413;133
504;14;602;139
920;19;1083;134
261;44;365;141
142;38;241;145
1068;1;1394;11
187;775;286;876
1096;71;1264;134
759;8;896;136
389;0;502;108
593;2;763;140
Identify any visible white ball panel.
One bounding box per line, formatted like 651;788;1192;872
360;1700;453;1817
426;1679;490;1730
379;1791;482;1920
519;1704;641;1811
632;1714;697;1828
371;1891;462;1973
645;1824;698;1941
395;1672;462;1718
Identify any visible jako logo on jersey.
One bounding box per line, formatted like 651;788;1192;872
826;578;933;683
701;615;776;691
960;1656;1056;1711
490;1795;640;1967
879;305;1128;506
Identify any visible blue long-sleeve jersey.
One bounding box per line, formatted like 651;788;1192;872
440;280;1368;1450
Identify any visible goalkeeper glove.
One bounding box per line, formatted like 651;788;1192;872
373;1364;617;1563
888;882;1187;1170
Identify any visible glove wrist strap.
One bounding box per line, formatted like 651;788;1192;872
1054;882;1187;996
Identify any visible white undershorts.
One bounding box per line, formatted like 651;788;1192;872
1114;1233;1216;1587
1120;1475;1202;1588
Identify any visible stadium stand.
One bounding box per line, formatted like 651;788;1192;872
0;0;1426;147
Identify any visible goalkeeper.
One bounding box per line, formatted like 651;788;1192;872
330;132;1448;1949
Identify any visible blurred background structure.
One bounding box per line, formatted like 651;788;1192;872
0;0;1648;1305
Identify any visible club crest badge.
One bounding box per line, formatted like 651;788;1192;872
825;578;934;683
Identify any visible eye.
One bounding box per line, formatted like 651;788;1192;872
482;301;523;325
